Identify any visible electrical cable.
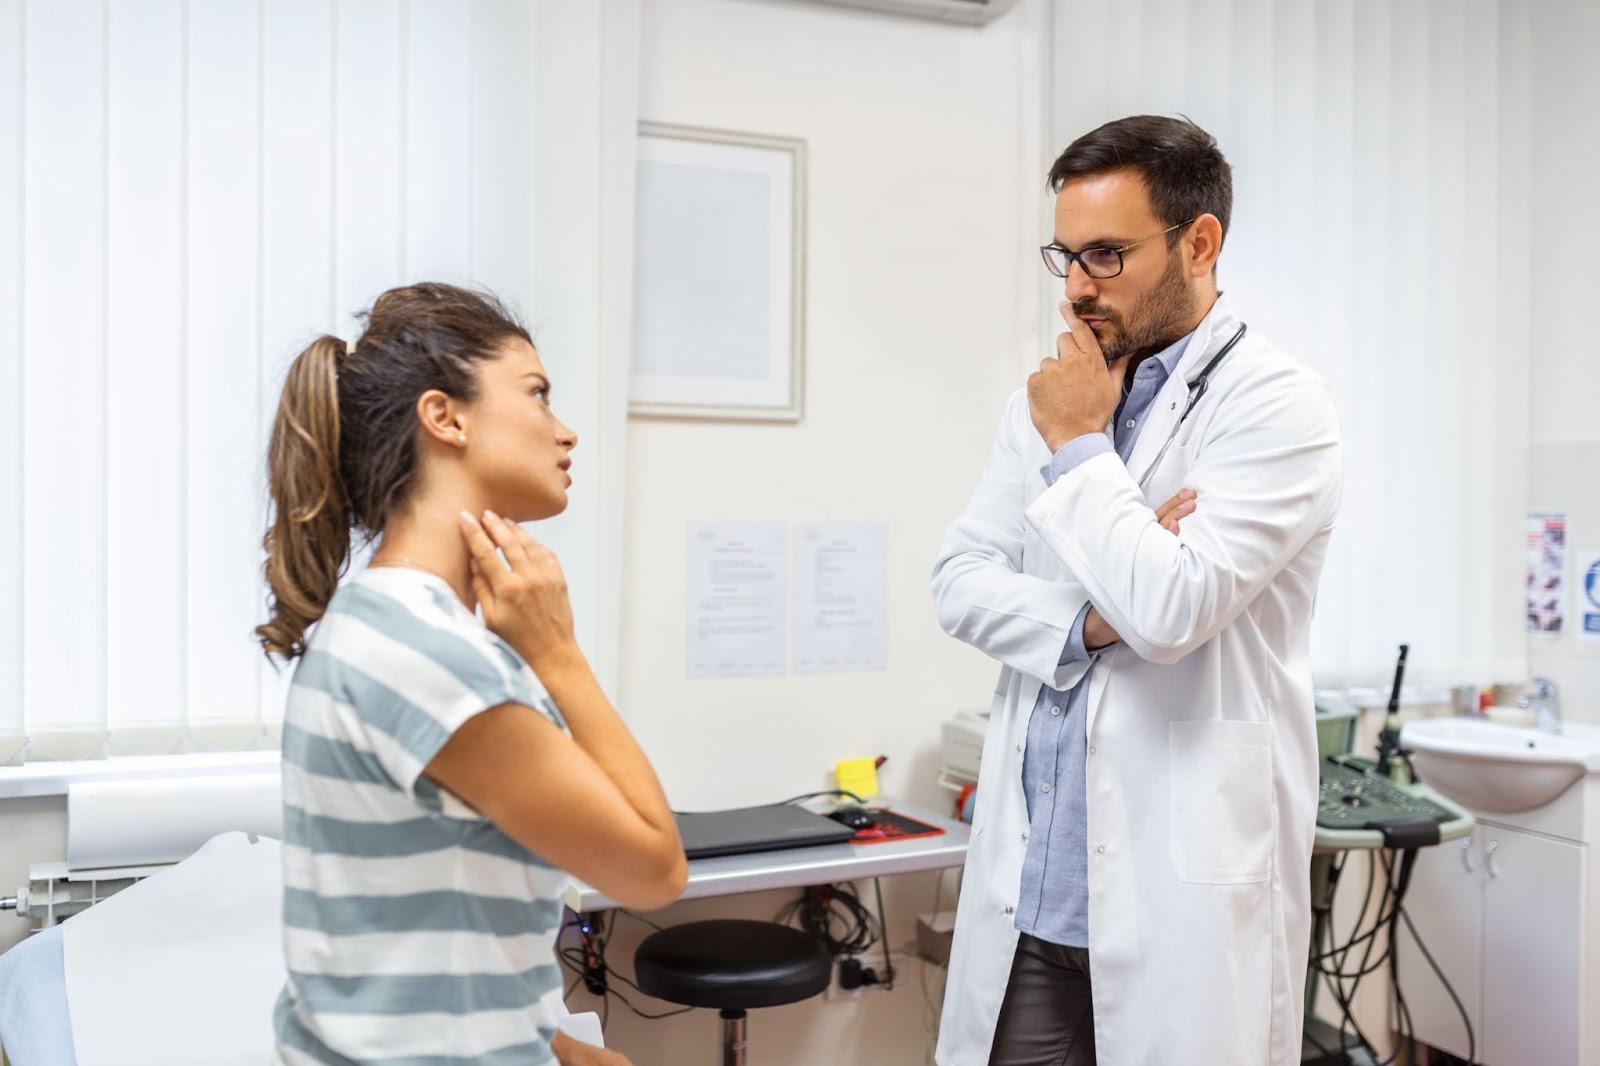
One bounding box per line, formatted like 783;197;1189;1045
1312;848;1380;1058
775;882;881;957
603;984;695;1021
617;908;666;932
1399;907;1476;1064
1309;848;1425;1066
777;789;866;806
1375;850;1422;1066
1309;847;1427;1062
669;789;866;817
555;910;695;1023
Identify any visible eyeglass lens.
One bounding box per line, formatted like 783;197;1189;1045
1042;246;1123;279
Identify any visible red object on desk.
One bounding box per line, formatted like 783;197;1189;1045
848;808;946;845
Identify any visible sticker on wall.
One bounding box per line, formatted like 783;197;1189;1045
1526;511;1567;636
1579;548;1600;640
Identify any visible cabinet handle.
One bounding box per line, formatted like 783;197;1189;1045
1460;837;1474;873
1484;838;1500;879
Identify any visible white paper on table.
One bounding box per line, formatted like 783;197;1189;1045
1577;548;1600;640
686;522;788;677
557;1011;606;1048
1526;510;1568;636
67;772;282;869
793;522;887;674
63;831;286;1066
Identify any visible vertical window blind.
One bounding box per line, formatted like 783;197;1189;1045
1048;0;1532;687
0;0;638;763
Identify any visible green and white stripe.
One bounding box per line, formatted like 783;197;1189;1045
274;567;569;1066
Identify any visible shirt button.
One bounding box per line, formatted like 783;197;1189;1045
1041;783;1052;794
1088;745;1096;755
1003;905;1015;915
1016;743;1023;753
1096;845;1106;854
1051;705;1062;717
1125;419;1136;429
1021;832;1029;843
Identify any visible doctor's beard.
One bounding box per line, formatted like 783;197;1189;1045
1074;247;1197;365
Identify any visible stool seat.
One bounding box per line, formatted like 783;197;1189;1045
634;919;831;1010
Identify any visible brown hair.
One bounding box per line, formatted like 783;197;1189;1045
1047;115;1233;252
257;282;532;660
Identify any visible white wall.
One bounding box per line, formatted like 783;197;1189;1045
1527;0;1600;723
576;0;1050;1062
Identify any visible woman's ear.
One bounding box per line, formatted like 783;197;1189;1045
1187;214;1224;277
415;389;467;448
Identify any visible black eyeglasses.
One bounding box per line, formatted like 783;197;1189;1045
1039;219;1195;280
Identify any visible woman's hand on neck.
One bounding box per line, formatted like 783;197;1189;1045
372;493;488;609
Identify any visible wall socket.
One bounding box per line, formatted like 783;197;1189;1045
822;949;919;1003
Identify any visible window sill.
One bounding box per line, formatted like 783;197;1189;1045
0;750;280;801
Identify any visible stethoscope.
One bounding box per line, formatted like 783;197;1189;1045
1137;321;1248;484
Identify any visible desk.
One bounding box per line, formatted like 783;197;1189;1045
565;798;970;912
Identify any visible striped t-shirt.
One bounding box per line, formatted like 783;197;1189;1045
273;566;570;1066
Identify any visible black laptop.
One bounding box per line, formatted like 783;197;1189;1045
675;804;857;860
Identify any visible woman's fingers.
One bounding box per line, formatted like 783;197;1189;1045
476;510;532;570
467;556;493;610
459;511;508;572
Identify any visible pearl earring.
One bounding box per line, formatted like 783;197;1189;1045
456;433;467;445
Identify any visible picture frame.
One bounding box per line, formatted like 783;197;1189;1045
628;122;806;422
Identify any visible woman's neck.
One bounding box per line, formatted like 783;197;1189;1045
371;499;478;608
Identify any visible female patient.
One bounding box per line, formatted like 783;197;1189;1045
257;282;684;1066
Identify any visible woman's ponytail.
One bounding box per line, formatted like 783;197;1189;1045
257;336;350;660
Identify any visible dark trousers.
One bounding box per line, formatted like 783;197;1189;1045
986;933;1097;1066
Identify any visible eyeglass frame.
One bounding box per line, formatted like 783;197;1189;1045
1038;218;1196;280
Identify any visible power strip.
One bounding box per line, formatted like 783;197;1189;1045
822;948;922;1003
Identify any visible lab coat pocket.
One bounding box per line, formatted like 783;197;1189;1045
1141;443;1195;514
1168;719;1274;885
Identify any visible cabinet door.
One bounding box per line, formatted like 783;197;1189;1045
1400;830;1484;1061
1480;826;1584;1066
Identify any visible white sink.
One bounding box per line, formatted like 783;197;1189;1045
1400;717;1600;813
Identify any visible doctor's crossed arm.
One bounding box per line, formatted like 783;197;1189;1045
1081;487;1196;651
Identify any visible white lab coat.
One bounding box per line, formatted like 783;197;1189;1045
931;296;1342;1066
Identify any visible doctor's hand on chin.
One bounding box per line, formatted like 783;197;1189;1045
551;1032;634;1066
1029;301;1200;653
1027;301;1130;452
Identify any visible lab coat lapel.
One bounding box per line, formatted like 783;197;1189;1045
1123;295;1242;488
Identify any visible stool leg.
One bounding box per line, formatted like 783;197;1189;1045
719;1008;747;1066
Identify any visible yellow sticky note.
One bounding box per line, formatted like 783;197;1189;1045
836;757;879;800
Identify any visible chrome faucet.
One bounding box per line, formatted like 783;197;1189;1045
1518;677;1562;734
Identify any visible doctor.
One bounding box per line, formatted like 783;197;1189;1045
931;115;1342;1066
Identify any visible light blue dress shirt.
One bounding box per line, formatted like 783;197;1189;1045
1014;330;1193;948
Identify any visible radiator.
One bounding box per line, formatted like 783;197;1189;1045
2;862;165;929
1;770;282;930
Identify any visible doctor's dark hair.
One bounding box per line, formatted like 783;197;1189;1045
257;282;532;661
1047;115;1233;251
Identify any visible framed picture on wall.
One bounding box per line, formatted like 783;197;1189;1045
629;122;806;422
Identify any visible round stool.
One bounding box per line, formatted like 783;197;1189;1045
633;918;831;1066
